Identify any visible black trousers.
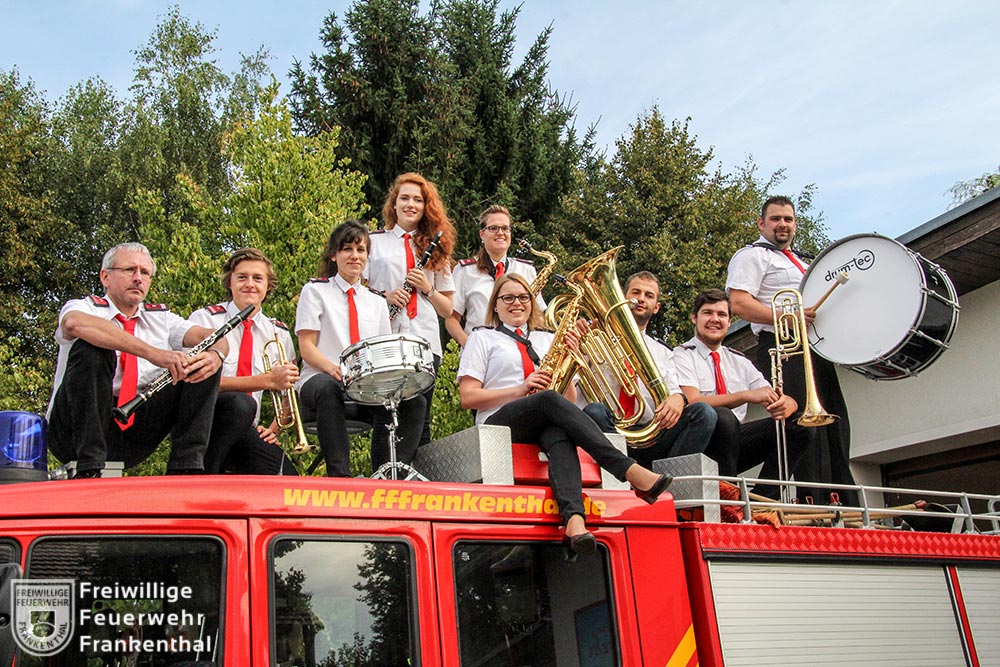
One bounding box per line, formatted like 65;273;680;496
299;373;426;477
485;391;636;525
48;340;219;473
205;393;298;475
755;331;857;505
583;401;718;469
708;406;817;499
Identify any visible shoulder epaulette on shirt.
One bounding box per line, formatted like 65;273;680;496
471;325;492;332
750;241;815;261
204;304;227;315
458;257;476;266
647;336;670;350
272;319;289;331
88;295;110;307
512;257;534;266
725;346;747;358
678;343;696;350
370;229;386;235
144;303;170;312
308;277;330;283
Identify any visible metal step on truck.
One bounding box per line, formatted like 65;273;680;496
2;421;1000;667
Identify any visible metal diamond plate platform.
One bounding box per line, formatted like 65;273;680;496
654;453;720;522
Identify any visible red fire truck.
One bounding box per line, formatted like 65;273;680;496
2;471;1000;667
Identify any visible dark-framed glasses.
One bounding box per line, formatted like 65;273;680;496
483;224;512;235
498;293;532;304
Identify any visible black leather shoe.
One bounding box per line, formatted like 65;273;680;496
633;473;672;505
72;468;102;479
562;531;597;562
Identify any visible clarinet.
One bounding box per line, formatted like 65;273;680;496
388;231;444;321
112;304;254;424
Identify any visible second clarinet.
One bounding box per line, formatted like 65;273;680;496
388;231;444;321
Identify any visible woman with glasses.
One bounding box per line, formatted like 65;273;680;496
457;274;671;560
366;173;457;447
446;205;542;348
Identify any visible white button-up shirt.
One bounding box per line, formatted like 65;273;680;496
726;236;809;335
48;295;193;417
452;257;542;336
188;300;295;419
364;227;455;356
673;336;771;423
457;325;555;425
294;275;391;389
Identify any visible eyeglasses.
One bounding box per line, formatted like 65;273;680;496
107;266;153;280
483;225;512;235
498;293;532;305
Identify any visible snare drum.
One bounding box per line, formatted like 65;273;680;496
800;233;959;380
340;334;436;404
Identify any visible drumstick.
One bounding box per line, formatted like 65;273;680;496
810;271;849;312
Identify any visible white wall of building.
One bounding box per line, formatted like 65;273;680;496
842;278;1000;466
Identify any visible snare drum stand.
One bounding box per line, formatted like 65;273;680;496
371;383;428;482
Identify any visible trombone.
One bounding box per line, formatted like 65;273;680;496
262;334;308;451
770;287;837;503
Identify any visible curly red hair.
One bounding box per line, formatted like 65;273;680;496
381;172;456;271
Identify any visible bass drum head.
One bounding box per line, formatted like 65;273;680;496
800;234;925;368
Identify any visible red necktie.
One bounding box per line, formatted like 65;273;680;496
237;319;254;377
494;261;505;279
347;287;360;344
514;328;534;378
711;350;728;395
114;314;138;430
618;387;636;418
403;233;417;319
782;247;807;274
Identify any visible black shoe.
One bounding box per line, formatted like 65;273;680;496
633;473;672;505
562;531;597;562
72;468;102;479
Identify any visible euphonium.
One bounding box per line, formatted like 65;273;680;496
262;333;308;450
516;238;557;297
770;288;837;427
544;247;670;447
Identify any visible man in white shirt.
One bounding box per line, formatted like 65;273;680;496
726;196;854;504
47;242;226;477
189;248;299;475
581;271;716;469
674;289;816;498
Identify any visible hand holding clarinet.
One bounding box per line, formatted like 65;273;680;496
388;231;444;320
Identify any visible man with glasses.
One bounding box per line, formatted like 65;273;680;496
447;205;543;347
46;242;227;477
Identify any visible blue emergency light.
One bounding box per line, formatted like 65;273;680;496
0;411;49;483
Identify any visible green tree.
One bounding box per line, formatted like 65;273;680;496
948;165;1000;207
289;0;591;252
555;107;828;344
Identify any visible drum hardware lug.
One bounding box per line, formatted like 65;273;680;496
909;327;949;350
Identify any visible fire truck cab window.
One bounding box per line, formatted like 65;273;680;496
22;537;223;667
270;538;416;667
0;539;18;564
453;541;619;667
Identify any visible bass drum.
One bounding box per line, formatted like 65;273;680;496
340;334;436;405
799;233;959;380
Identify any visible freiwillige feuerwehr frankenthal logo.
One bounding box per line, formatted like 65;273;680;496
12;579;75;656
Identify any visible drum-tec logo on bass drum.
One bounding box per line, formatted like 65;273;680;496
824;248;875;282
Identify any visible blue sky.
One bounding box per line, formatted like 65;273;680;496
3;0;999;242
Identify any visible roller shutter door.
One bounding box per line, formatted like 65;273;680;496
957;567;1000;666
709;561;968;666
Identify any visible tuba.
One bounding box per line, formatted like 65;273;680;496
262;333;309;451
543;247;670;447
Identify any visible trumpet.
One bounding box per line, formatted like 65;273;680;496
262;333;308;450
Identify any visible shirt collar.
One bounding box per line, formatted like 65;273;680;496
334;274;361;293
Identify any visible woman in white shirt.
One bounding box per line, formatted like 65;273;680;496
456;274;671;559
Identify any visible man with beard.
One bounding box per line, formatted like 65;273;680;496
673;289;817;499
580;271;717;469
726;196;856;505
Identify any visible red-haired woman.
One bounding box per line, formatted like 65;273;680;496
365;173;457;446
